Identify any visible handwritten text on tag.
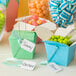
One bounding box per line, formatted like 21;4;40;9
47;63;63;73
20;61;36;71
21;39;35;53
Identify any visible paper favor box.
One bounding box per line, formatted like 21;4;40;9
44;41;76;66
9;30;37;59
15;16;51;43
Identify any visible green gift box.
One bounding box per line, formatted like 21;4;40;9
9;30;37;59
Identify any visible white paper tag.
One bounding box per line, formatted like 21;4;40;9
21;39;35;53
47;63;63;73
20;61;36;71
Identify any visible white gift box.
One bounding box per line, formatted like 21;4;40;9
14;16;57;41
14;16;54;31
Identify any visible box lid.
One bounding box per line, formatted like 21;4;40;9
9;30;37;43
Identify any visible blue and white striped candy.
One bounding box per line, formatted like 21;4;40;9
60;0;67;3
55;16;61;24
49;0;76;27
51;12;58;17
49;7;57;12
60;13;69;20
71;6;76;13
62;20;66;24
62;10;71;16
51;16;57;20
68;15;73;22
56;8;61;13
71;0;76;5
60;2;68;10
49;1;59;8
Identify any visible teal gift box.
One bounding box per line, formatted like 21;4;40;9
44;41;76;66
9;30;37;59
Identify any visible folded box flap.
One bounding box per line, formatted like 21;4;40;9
70;42;76;49
9;38;21;57
45;43;58;62
9;30;37;57
44;41;68;47
44;41;69;62
9;30;37;43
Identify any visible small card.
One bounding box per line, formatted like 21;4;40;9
20;61;36;71
47;63;63;73
21;39;35;53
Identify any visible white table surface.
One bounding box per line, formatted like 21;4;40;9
0;31;76;76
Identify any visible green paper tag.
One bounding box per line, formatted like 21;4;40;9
2;58;22;67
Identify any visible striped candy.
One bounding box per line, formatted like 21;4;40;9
49;1;59;8
49;0;76;27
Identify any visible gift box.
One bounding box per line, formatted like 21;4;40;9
15;16;51;43
44;41;76;66
9;30;37;59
